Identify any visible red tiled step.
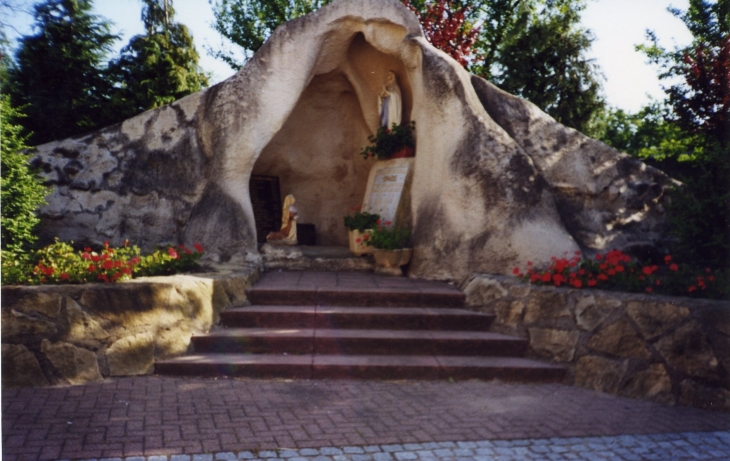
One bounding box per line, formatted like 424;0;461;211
220;305;495;331
245;286;465;307
154;354;566;382
191;328;526;357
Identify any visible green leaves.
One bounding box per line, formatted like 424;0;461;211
0;97;49;253
208;0;330;70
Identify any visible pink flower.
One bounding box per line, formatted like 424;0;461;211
168;247;178;259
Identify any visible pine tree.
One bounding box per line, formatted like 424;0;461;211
5;0;118;145
107;0;209;118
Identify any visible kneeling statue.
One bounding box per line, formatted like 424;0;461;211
266;194;298;245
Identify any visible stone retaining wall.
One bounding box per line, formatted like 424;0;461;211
462;274;730;412
1;265;259;388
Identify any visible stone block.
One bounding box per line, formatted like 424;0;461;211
573;294;612;331
655;321;719;379
2;308;58;337
154;324;193;359
587;318;651;360
523;290;570;324
508;284;531;298
528;328;579;362
2;344;49;388
620;364;673;404
575;356;626;393
679;379;730;412
463;277;508;306
626;301;690;340
106;333;154;376
41;339;103;384
9;291;62;317
63;297;109;346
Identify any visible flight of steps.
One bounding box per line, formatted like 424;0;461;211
155;273;566;381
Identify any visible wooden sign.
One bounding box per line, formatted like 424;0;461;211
249;175;281;243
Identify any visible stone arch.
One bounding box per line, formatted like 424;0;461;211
249;29;416;245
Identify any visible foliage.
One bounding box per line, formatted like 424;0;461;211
366;221;411;250
360;121;416;160
616;0;730;270
0;97;49;252
404;0;480;66
513;250;728;300
208;0;330;70
1;239;204;285
107;0;208;118
343;208;380;232
5;0;118;145
484;0;603;133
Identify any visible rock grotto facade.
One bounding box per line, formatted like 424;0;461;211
31;0;675;280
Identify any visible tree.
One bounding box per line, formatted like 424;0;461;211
404;0;480;67
475;0;604;133
107;0;209;118
208;0;330;71
607;0;729;269
5;0;118;145
0;97;49;252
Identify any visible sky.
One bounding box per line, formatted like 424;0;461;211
3;0;694;113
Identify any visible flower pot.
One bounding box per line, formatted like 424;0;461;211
390;146;414;159
373;248;413;268
348;229;374;256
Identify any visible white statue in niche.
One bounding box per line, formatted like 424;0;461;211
378;71;402;128
266;194;298;245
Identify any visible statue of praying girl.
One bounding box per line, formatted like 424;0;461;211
378;71;402;128
266;194;298;245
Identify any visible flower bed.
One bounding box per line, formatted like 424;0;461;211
2;240;204;286
513;250;727;300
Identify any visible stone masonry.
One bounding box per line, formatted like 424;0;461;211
1;266;258;388
462;274;730;412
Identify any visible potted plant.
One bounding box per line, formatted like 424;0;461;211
343;208;380;256
366;221;412;272
360;121;416;160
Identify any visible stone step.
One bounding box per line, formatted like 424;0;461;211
155;354;566;382
245;286;465;307
191;328;526;356
220;305;495;331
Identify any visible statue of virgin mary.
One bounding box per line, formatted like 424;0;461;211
378;71;402;128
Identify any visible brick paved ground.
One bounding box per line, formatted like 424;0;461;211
3;376;730;461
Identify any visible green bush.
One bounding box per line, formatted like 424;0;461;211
0;97;49;252
1;239;204;285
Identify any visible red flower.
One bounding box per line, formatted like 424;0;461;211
88;264;97;272
81;252;92;260
709;276;715;281
688;285;697;293
526;261;532;266
356;238;362;243
168;247;178;259
615;265;625;273
84;247;92;253
645;287;653;293
664;255;672;263
530;273;540;283
512;267;520;275
669;264;679;271
541;273;551;283
102;260;114;270
642;266;653;276
608;269;616;276
656;279;661;286
60;273;70;280
194;243;204;253
705;268;712;273
598;274;609;281
587;279;597;287
376;219;382;225
595;253;603;261
571;280;583;288
385;221;392;226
